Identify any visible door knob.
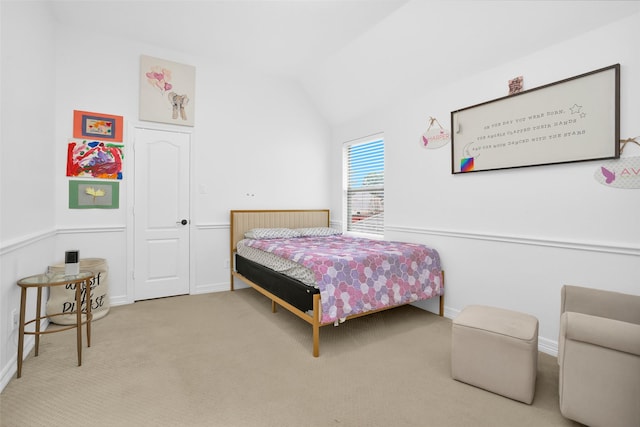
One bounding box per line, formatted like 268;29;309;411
177;219;188;225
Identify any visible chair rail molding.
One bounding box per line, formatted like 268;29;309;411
386;225;640;257
0;229;56;255
56;225;126;235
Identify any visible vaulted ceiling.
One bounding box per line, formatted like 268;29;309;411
49;0;640;125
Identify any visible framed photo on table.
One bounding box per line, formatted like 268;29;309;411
451;64;620;174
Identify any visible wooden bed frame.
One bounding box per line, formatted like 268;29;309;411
229;209;444;357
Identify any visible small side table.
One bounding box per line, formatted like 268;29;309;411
16;271;94;378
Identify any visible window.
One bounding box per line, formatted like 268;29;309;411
343;134;384;236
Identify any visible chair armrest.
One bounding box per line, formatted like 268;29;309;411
563;312;640;356
561;285;640;324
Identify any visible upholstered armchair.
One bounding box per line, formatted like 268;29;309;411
558;285;640;427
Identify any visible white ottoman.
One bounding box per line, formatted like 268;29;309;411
452;305;539;404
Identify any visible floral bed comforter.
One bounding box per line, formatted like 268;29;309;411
243;235;442;324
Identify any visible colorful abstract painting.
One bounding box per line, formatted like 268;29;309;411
66;139;124;180
73;110;123;142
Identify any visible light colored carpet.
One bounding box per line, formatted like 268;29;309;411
0;289;581;427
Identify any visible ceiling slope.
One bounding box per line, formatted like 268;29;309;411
300;0;640;125
47;0;640;126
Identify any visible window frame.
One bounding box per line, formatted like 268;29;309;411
342;133;385;238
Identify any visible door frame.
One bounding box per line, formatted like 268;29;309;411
126;122;195;304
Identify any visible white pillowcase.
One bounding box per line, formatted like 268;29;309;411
244;228;301;239
294;227;342;237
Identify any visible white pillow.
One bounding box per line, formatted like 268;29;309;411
294;227;342;237
244;228;301;239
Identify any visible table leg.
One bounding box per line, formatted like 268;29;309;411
85;278;92;347
17;287;27;378
76;281;82;367
35;287;42;357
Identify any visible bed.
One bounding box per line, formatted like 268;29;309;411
230;209;444;357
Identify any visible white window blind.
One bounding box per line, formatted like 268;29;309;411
344;135;384;236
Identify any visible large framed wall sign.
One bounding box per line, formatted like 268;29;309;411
451;64;620;174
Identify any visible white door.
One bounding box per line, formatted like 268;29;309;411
133;127;190;301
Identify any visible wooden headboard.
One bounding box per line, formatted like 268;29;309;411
229;209;330;287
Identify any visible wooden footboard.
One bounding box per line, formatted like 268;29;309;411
232;268;445;357
231;269;327;356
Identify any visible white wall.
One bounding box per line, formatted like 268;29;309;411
0;0;59;391
50;23;331;297
1;0;56;240
331;12;640;354
0;3;331;389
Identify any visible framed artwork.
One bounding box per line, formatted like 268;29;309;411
451;64;620;174
69;180;119;209
66;139;124;180
73;110;124;142
139;55;195;126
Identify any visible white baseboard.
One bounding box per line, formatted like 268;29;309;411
538;337;558;357
193;282;232;294
108;295;131;306
0;321;45;392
